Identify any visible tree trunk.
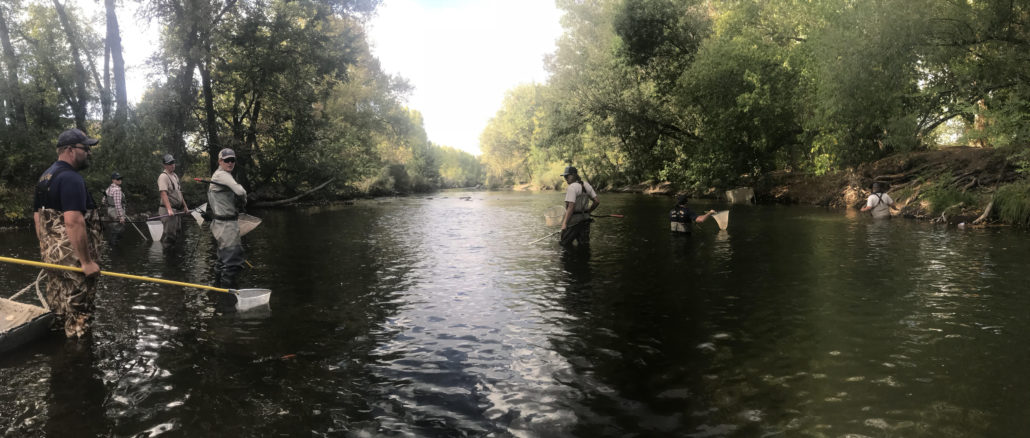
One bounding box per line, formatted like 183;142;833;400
105;0;127;123
52;0;89;130
239;97;260;189
201;54;221;172
0;7;27;128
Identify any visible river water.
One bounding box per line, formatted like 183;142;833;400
2;191;1030;437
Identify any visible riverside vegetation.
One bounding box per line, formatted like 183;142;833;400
3;0;1030;227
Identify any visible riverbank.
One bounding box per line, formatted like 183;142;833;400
511;147;1024;227
3;147;1026;230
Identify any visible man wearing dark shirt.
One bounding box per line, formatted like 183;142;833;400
33;128;103;338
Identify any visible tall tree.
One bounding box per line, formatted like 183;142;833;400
51;0;91;129
0;3;27;128
105;0;128;123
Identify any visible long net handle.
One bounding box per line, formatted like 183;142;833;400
0;256;231;294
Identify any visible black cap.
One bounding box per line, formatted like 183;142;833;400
111;172;122;180
560;166;578;177
57;128;99;148
676;195;689;206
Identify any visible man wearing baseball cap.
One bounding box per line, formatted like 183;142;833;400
157;153;189;246
32;128;103;338
207;148;248;288
558;165;600;247
105;171;127;244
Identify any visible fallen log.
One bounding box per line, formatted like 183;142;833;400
250;178;336;207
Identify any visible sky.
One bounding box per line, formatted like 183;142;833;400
366;0;564;155
70;0;565;156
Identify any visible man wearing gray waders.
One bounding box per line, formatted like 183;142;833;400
559;166;599;247
157;154;189;245
33;128;103;338
104;172;126;244
208;148;247;288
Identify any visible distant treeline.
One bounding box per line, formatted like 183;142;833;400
0;0;484;220
480;0;1030;191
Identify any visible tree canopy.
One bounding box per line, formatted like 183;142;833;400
0;0;483;220
480;0;1030;190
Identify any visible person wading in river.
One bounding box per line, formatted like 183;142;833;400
157;154;189;245
208;148;248;288
670;195;716;233
33;128;103;338
559;166;599;247
104;171;126;245
861;182;897;219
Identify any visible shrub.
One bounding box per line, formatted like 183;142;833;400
994;182;1030;227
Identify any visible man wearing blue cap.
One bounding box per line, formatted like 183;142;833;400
32;128;103;338
208;148;248;288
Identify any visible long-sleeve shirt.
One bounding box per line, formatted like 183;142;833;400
210;169;247;197
106;183;125;218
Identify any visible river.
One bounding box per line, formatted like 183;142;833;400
2;191;1030;437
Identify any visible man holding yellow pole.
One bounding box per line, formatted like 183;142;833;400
32;128;103;338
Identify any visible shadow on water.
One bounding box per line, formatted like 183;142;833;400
4;193;1030;436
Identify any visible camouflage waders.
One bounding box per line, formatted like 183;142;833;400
37;208;103;338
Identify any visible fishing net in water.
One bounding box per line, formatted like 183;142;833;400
544;205;565;227
712;210;730;230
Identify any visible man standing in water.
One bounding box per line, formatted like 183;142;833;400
33;128;102;338
670;195;716;233
208;148;247;288
559;166;599;246
861;182;897;219
104;171;126;244
157;154;189;245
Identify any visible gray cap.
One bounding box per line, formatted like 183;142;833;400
162;154;175;165
218;148;236;160
57;128;99;148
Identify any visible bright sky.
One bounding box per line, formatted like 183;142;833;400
367;0;564;155
70;0;564;157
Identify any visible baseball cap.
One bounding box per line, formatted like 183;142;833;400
218;148;236;160
162;154;175;165
57;128;99;148
111;172;122;180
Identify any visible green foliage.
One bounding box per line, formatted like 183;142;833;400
994;182;1030;227
923;174;976;215
0;0;484;220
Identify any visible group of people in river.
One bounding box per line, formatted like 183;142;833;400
557;167;899;248
31;128;250;339
556;165;718;247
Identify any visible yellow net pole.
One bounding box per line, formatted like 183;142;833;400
0;256;232;294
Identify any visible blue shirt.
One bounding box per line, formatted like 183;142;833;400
33;161;94;213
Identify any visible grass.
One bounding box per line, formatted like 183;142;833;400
922;174;977;216
994;182;1030;227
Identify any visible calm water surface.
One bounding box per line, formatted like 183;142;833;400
2;191;1030;437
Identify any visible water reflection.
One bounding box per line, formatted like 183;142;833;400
4;194;1030;436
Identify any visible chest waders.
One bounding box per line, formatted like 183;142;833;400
209;183;245;288
35;168;104;337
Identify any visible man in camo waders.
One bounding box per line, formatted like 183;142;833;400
33;128;103;338
559;166;600;247
208;148;247;288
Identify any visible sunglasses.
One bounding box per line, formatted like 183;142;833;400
70;144;91;153
223;158;236;163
